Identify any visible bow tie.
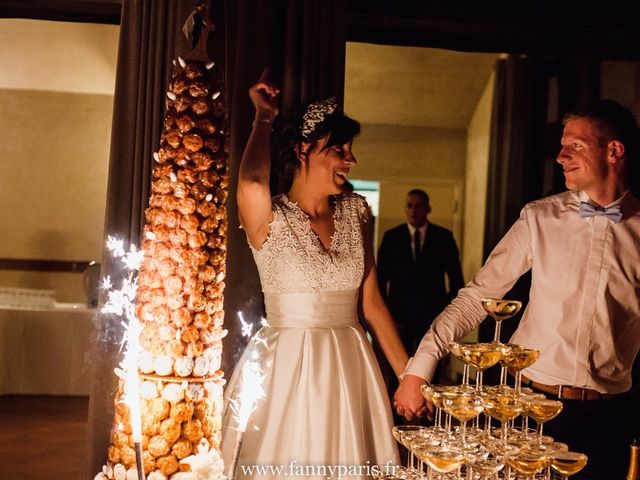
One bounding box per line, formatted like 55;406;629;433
579;202;622;223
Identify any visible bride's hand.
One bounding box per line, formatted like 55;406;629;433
250;68;280;121
393;374;433;421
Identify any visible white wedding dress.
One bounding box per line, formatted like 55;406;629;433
221;192;399;479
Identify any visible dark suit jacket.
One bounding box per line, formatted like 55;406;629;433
377;222;464;354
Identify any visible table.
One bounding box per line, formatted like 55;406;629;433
0;305;95;396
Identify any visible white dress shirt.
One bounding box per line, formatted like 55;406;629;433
404;190;640;394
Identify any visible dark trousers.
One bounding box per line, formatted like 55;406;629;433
530;385;639;479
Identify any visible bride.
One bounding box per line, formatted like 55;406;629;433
221;71;409;479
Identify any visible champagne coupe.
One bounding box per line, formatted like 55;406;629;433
410;441;433;479
461;342;503;392
550;451;588;479
465;450;506;480
496;342;519;388
484;394;523;453
401;430;421;475
418;446;465;478
410;435;438;478
501;347;540;395
481;298;522;344
422;385;460;434
420;384;447;432
441;393;484;448
506;451;550;480
392;425;425;474
525;398;563;450
448;341;474;389
517;392;546;438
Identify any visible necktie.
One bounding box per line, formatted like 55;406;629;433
579;202;622;223
413;230;421;261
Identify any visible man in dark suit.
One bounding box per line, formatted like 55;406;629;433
377;189;464;374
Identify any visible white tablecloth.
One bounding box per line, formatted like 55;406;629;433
0;306;95;396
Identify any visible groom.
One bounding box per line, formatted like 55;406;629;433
394;99;640;479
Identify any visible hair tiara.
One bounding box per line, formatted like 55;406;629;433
301;97;337;138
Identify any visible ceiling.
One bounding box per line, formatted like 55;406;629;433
345;42;500;130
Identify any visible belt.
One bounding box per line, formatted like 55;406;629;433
520;374;614;401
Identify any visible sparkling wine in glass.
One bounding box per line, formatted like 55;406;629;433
409;436;435;478
465;450;505;480
484;394;523;455
427;385;462;427
442;393;484;448
525;398;563;450
392;425;425;474
496;342;519;388
501;347;540;394
420;384;449;433
506;451;550;480
550;451;588;479
461;342;503;392
419;446;465;477
448;340;474;389
481;298;522;343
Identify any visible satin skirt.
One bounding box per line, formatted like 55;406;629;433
221;290;399;479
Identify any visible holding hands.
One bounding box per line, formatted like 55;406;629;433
393;374;434;421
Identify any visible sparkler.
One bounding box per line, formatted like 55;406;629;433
225;311;268;479
102;236;146;480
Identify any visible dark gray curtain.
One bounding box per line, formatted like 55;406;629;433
85;0;348;476
483;56;538;258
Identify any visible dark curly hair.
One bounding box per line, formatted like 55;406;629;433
270;100;360;193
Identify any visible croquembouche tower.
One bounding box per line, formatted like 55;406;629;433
95;4;229;479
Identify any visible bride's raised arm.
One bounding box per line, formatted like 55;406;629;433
237;70;280;249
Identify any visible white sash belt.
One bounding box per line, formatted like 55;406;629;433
264;290;358;328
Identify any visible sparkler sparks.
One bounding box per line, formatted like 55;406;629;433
229;311;267;433
229;351;265;432
238;311;253;338
225;312;269;479
101;236;145;443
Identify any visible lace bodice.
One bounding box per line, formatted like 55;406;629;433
249;192;369;294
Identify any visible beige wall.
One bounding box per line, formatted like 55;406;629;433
462;72;494;283
0;90;112;260
0;90;112;302
0;20;117;303
349;122;467;249
0;20;118;95
351;123;467;181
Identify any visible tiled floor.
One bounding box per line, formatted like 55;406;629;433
0;395;88;480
